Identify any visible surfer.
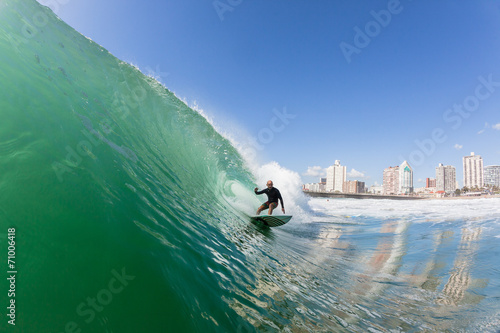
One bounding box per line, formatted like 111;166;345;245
254;180;285;215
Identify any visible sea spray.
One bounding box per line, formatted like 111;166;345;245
253;161;311;217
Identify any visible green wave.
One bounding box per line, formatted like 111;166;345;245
0;1;260;332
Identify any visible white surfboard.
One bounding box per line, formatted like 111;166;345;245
250;215;292;227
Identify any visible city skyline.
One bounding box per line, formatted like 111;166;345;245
304;151;500;192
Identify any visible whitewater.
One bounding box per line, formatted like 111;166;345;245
1;1;500;332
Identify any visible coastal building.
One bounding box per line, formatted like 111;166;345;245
484;165;500;187
415;186;437;197
303;182;325;192
426;178;436;188
435;164;457;193
368;185;383;194
326;160;346;192
399;161;413;194
383;166;399;195
343;180;365;194
463;152;483;188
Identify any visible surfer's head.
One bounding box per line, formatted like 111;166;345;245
266;180;274;188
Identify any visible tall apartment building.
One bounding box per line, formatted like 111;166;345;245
383;166;399;195
326;160;346;192
463;152;483;188
343;180;365;194
399;161;413;194
435;163;457;193
484;165;500;187
426;178;436;188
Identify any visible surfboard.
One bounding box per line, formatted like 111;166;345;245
250;215;292;227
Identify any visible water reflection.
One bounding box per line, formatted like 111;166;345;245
407;230;453;291
353;219;409;298
437;227;485;306
224;210;493;332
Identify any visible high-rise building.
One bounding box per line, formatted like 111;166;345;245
426;178;436;188
436;163;457;193
383;166;399;195
343;180;365;194
326;160;346;192
399;161;413;194
484;165;500;187
463;152;483;188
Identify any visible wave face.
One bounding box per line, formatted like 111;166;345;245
0;1;263;332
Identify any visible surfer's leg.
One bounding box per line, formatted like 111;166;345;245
268;202;278;215
256;202;269;215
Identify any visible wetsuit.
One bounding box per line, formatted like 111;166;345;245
255;187;284;208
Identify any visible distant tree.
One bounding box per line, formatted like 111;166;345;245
455;189;461;196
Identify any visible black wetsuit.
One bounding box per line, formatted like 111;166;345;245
255;187;283;206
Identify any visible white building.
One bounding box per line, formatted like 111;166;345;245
303;183;325;192
484;165;500;187
463;152;483;188
368;185;383;194
436;163;457;193
399;161;413;194
326;160;346;192
383;166;399;195
414;186;437;198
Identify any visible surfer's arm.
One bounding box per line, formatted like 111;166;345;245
254;188;266;195
278;192;285;213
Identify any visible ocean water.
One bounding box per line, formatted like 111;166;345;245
1;1;500;332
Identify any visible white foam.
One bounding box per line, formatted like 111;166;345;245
252;161;310;217
226;180;259;215
308;197;500;224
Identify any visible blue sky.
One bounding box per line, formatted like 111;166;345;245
37;0;500;187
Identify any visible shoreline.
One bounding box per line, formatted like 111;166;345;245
303;191;500;201
426;194;500;200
